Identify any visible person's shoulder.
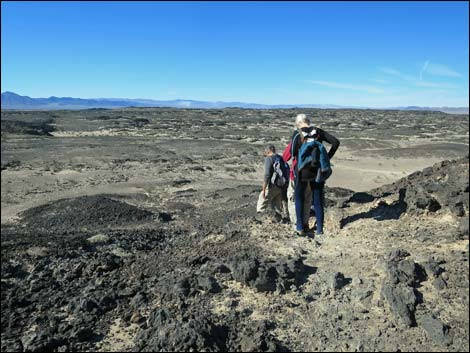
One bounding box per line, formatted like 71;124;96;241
291;129;300;142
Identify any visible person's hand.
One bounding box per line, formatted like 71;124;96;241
262;190;266;199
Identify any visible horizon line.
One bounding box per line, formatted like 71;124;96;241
2;91;469;110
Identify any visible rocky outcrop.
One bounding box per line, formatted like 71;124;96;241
380;249;426;327
372;157;469;218
1;119;55;136
19;195;168;230
227;254;308;293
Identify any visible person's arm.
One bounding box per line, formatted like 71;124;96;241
262;157;273;198
291;133;300;159
319;129;340;159
262;181;268;198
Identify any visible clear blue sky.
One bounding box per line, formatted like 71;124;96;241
2;1;469;107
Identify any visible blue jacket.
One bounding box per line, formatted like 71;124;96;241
298;140;332;182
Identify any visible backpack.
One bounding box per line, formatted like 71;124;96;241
297;129;332;182
270;155;290;188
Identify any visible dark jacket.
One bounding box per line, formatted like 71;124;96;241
291;126;340;181
291;127;340;160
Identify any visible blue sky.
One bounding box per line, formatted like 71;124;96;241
1;1;469;107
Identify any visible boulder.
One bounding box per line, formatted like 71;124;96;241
381;284;418;327
197;275;222;294
418;314;452;346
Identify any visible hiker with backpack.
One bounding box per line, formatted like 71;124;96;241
256;144;289;221
284;113;340;236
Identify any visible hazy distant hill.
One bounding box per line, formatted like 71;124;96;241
1;91;468;114
393;106;469;115
0;92;345;110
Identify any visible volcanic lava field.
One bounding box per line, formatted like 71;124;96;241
1;107;469;352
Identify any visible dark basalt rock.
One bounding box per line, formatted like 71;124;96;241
253;265;278;292
1;119;55;136
136;308;285;353
21;330;64;352
371;157;469;217
405;191;441;214
136;309;228;352
227;254;307;293
1;159;21;171
197;275;222;294
381;284;418;327
417;314;452;346
432;276;448;291
229;255;260;285
19;195;160;230
237;320;283;352
381;249;427;327
328;272;348;290
421;258;444;278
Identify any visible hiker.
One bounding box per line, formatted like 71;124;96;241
256;145;289;221
284;113;340;236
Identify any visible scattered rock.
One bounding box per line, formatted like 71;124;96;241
136;310;227;352
381;249;427;327
228;254;307;293
418;314;452;346
381;284;418;327
21;330;63;352
87;233;110;244
352;277;363;286
130;312;145;324
328;272;348;290
352;288;374;302
253;265;278;292
197;275;222;294
421;258;443;278
172;179;192;187
432;276;447;291
26;247;49;258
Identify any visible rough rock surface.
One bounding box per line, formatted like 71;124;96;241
1;119;56;136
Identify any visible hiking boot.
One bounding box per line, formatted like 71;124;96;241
295;229;307;237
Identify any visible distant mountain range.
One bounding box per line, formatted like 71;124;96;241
1;91;468;114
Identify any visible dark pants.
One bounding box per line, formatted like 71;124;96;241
295;178;324;233
311;181;325;234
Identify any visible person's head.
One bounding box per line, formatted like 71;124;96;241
264;144;276;157
295;113;311;129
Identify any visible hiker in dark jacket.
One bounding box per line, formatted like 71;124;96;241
283;116;340;227
290;114;340;236
257;145;289;221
